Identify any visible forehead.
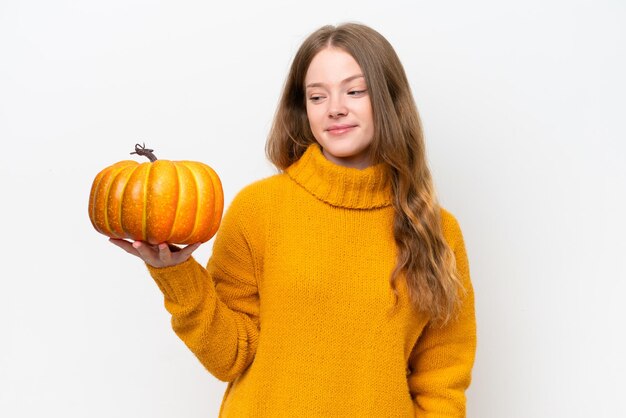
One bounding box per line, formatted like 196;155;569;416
304;47;364;85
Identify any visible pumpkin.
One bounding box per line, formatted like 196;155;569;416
88;144;224;245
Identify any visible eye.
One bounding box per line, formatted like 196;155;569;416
348;89;367;97
308;95;325;103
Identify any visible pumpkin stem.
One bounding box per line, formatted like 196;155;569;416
131;143;157;162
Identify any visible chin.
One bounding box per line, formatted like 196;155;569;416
328;142;368;157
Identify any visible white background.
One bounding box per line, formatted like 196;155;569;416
1;1;624;417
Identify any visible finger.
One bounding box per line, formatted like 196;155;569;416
109;238;140;257
178;242;202;260
157;242;173;264
132;240;160;264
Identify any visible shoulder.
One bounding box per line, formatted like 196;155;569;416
213;174;286;247
439;206;465;251
220;173;290;231
228;173;289;212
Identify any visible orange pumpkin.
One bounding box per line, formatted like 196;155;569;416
88;144;224;245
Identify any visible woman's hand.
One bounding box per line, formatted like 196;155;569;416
109;238;201;268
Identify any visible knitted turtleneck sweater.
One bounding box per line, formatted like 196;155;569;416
147;143;476;417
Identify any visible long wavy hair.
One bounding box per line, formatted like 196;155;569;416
266;23;464;325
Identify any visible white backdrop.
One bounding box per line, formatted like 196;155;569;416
1;1;624;417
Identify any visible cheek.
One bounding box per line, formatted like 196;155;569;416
306;106;324;132
361;104;375;140
360;101;374;124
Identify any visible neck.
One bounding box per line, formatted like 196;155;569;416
321;147;373;170
285;143;392;209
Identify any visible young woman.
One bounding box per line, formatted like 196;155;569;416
111;22;476;417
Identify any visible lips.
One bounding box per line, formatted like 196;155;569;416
326;124;357;134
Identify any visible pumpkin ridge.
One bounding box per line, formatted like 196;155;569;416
102;162;135;238
179;161;201;243
89;168;109;234
142;162;152;242
113;165;133;239
117;170;132;235
197;165;215;243
120;163;140;239
203;164;223;239
92;162;134;236
165;162;182;243
103;165;125;237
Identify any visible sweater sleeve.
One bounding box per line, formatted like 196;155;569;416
146;189;261;383
407;211;477;417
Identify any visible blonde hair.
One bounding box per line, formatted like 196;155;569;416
266;23;464;325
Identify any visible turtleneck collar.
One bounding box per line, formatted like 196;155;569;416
285;143;392;209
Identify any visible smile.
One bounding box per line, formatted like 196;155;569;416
326;125;357;135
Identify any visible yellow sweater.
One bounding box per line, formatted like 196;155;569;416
147;143;476;417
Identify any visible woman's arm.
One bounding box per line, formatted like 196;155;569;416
407;212;477;417
144;191;262;383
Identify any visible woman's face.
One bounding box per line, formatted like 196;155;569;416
304;47;374;169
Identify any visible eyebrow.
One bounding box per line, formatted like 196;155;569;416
305;74;365;89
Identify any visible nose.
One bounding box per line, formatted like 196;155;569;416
328;95;348;118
